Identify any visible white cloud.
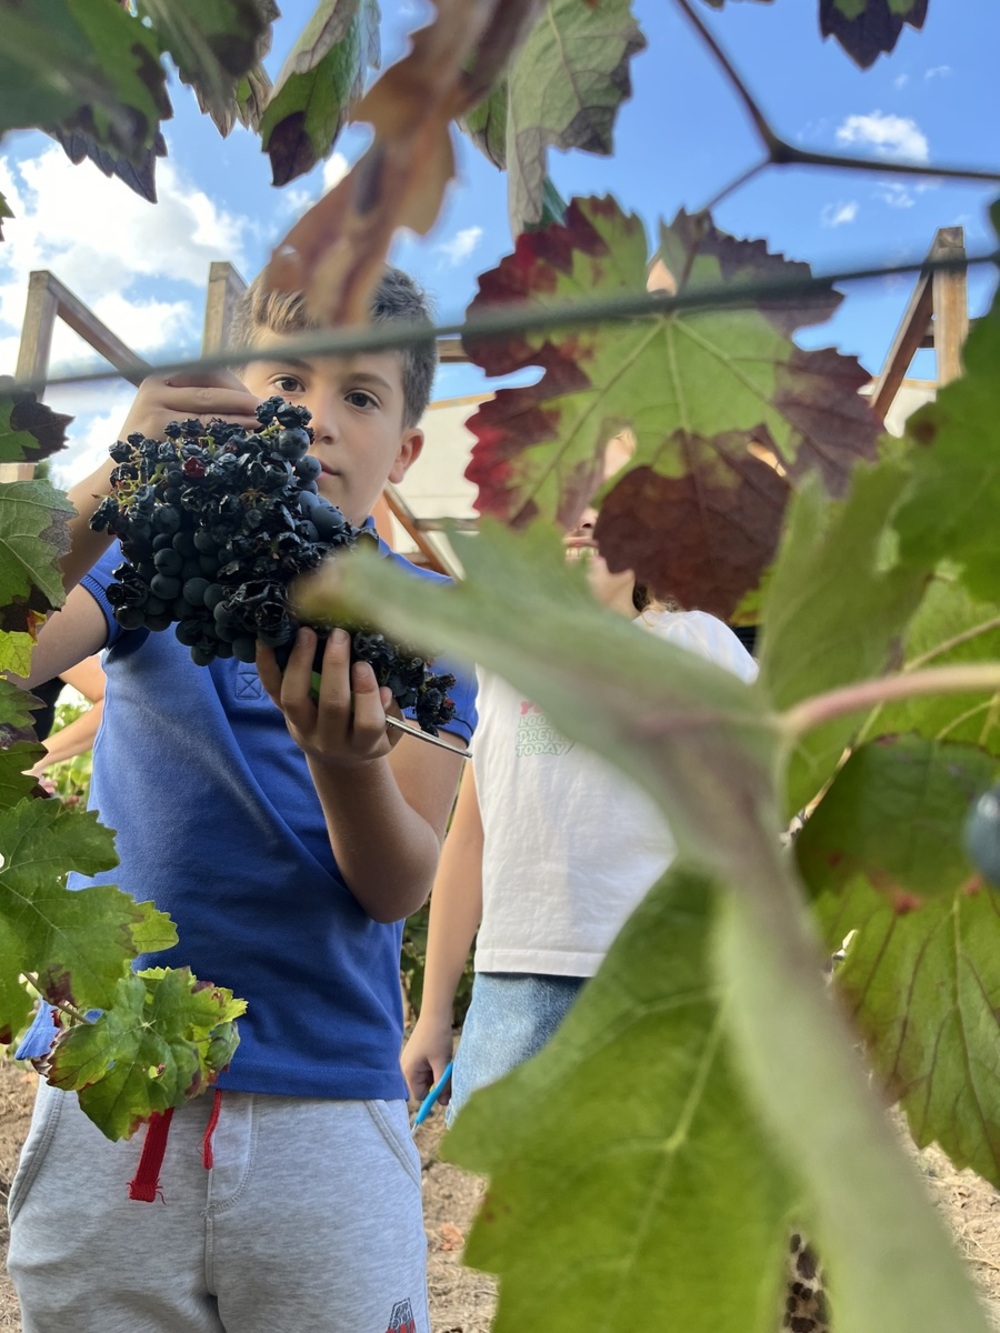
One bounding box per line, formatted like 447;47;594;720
835;111;929;163
875;182;917;209
47;388;138;490
925;65;952;79
322;152;350;193
893;73;909;89
821;200;859;228
434;226;483;267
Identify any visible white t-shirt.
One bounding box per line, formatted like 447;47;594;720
472;610;758;978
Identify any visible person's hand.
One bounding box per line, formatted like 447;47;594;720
256;626;403;769
117;368;261;443
401;1016;455;1104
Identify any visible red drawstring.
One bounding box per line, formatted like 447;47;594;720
127;1108;174;1202
127;1089;223;1202
202;1088;223;1169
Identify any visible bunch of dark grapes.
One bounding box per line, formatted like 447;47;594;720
91;397;457;735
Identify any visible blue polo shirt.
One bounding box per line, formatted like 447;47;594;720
19;539;476;1100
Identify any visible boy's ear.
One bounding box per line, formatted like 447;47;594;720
388;426;424;484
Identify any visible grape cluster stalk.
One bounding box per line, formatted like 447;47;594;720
91;397;457;735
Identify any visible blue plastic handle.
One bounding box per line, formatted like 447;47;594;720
413;1059;454;1127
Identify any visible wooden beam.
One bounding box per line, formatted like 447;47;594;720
202;261;248;354
15;272;60;385
929;226;968;386
868;268;934;424
381;485;458;577
18;271;150;387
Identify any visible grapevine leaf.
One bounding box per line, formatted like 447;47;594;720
0;480;75;634
461;79;507;168
757;463;929;815
0;191;12;241
0;633;35;681
264;0;543;323
0;746;45;811
445;865;796;1333
0;0;172;161
820;0;929;68
0;678;43;746
260;0;380;188
496;0;647;233
49;125;165;204
854;577;1000;757
894;289;1000;606
463;198;879;618
0;388;73;467
46;967;245;1141
0;798;177;1042
796;736;995;907
806;848;1000;1185
135;0;272;132
307;522;993;1333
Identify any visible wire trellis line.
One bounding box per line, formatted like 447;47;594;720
5;248;997;399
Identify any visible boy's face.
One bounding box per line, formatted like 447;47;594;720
240;337;423;526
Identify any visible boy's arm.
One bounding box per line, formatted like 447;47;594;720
401;765;484;1103
257;626;469;923
27;699;103;775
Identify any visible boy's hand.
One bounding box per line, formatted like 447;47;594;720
118;368;261;442
257;626;402;768
401;1017;455;1105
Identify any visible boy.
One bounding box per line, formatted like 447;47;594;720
7;267;476;1333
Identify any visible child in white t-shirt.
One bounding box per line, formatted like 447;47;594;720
402;509;757;1119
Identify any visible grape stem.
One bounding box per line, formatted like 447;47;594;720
779;663;1000;741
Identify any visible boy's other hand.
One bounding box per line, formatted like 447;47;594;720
118;369;261;443
401;1018;454;1104
257;626;402;769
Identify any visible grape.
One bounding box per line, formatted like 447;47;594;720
963;786;1000;887
92;396;457;733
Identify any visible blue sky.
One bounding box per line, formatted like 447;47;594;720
0;0;996;485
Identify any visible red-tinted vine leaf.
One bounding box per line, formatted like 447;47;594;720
594;451;789;621
796;736;995;908
894;287;1000;607
46;967;245;1141
0;798;176;1045
0;387;73;467
0;479;75;634
461;0;646;232
0;679;43;749
0;0;172;162
820;0;929;69
463;197;878;618
264;0;544;324
135;0;272;133
445;865;796;1333
260;0;380;188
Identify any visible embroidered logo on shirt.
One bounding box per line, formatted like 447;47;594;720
515;699;575;758
384;1297;417;1332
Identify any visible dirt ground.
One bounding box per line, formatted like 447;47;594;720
1;1059;999;1331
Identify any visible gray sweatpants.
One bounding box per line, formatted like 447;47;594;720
7;1080;428;1333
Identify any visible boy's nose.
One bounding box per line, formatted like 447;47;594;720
306;393;339;444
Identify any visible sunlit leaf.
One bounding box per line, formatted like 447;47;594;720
47;967;245;1140
264;0;543;323
820;0;929;68
0;798;176;1044
0;388;73;467
462;0;646;232
0;633;36;681
260;0;380;187
757;463;929;814
0;479;75;634
446;865;796;1333
0;0;172;161
463;197;879;618
895;290;1000;606
136;0;272;130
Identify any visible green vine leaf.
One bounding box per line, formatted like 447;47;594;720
135;0;274;138
0;388;73;467
0;632;36;681
445;865;796;1332
464;0;646;232
796;736;995;908
0;678;44;747
0;746;45;812
46;967;245;1141
463;198;879;619
0;0;172;161
894;289;1000;606
757;462;929;815
0;799;176;1044
802;742;1000;1185
259;0;380;187
820;0;929;69
0;479;75;635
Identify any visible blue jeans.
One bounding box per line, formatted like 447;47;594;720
447;972;586;1126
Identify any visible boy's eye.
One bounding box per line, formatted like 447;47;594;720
346;390;377;409
272;374;304;394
